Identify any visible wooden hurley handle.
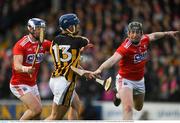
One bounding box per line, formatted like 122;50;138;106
29;28;44;78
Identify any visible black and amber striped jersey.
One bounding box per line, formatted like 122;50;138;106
50;33;88;82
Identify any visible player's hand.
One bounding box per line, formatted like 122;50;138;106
90;69;102;79
84;71;95;80
80;43;94;52
166;31;180;38
22;66;35;74
86;43;94;48
28;67;35;74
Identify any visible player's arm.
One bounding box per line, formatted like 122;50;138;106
77;65;84;69
93;52;122;77
14;55;34;73
78;36;90;48
148;31;179;42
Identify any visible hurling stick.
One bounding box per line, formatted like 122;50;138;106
70;66;112;91
29;28;44;78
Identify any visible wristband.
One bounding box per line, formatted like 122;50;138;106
22;66;29;73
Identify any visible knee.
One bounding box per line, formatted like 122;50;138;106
31;105;42;116
72;103;79;112
135;104;143;111
124;105;133;113
50;112;60;120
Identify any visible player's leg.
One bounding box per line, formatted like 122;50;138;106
132;78;145;111
119;87;133;120
21;94;42;120
68;91;84;120
10;84;42;120
116;75;134;120
46;102;69;120
133;94;144;111
19;93;42;120
46;76;75;120
32;91;42;119
68;91;79;120
20;84;42;120
114;75;121;107
68;107;77;120
113;87;121;106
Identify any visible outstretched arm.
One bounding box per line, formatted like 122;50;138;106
148;31;179;42
93;52;122;77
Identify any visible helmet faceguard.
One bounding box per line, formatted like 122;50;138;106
59;13;80;35
27;18;46;40
128;21;143;33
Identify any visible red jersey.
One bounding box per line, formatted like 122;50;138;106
10;35;51;86
116;35;150;81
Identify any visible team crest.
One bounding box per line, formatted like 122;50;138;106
26;53;44;64
134;51;148;63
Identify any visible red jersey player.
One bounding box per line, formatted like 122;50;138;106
10;18;51;120
91;21;179;120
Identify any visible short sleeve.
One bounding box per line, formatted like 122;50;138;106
77;36;88;48
116;44;127;57
144;34;150;46
13;43;24;55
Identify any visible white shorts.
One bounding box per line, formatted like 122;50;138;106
10;84;40;98
115;74;145;95
49;76;75;107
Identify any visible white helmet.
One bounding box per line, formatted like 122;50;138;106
27;18;46;31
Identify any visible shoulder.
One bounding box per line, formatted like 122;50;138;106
19;36;29;47
43;39;52;44
69;35;89;46
70;35;89;42
43;39;52;46
121;38;132;49
116;39;131;56
141;35;149;41
53;34;69;43
14;36;29;48
141;35;150;44
42;39;52;50
74;35;88;40
13;36;28;54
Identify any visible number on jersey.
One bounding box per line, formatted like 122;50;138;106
52;45;72;62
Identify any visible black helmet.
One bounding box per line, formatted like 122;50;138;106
59;13;80;30
128;21;143;33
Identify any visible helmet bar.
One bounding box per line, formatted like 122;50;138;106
66;25;76;34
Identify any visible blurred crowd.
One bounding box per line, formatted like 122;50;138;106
0;0;180;105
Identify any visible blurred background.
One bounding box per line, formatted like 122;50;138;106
0;0;180;120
